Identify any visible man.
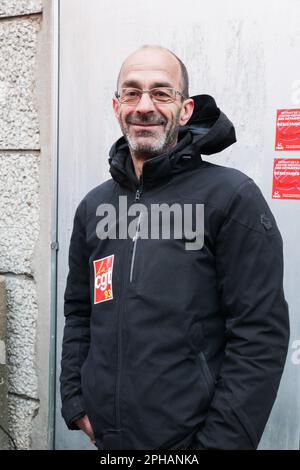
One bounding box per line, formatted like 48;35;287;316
60;45;290;450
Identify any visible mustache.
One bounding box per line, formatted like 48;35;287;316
126;115;166;125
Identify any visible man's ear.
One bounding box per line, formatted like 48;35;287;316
112;96;120;120
179;98;194;126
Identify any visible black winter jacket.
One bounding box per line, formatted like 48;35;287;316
60;95;290;450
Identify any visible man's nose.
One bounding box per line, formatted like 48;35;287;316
134;92;156;113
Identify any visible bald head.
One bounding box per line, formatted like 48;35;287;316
112;45;194;169
117;45;189;98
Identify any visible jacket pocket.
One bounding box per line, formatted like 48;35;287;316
230;404;259;449
197;351;215;398
80;359;103;444
165;426;202;450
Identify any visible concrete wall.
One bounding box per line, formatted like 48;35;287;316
0;0;52;450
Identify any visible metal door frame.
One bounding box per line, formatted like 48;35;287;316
48;0;60;450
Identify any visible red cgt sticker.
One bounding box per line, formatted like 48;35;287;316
93;255;114;304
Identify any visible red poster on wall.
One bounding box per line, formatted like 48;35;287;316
272;159;300;200
275;109;300;151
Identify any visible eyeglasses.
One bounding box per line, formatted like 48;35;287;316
115;87;186;105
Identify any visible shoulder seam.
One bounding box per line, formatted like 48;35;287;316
225;215;279;236
85;181;118;224
224;177;253;215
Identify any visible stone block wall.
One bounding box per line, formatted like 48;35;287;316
0;0;51;450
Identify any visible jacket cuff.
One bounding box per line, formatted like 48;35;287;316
61;395;86;430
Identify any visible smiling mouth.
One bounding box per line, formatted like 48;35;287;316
131;123;161;127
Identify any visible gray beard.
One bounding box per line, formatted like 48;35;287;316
124;124;180;157
125;133;169;157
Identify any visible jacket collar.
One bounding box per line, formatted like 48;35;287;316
109;94;236;190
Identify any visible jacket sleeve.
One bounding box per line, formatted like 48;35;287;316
196;178;290;449
60;199;91;430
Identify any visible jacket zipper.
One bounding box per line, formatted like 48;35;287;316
135;185;143;201
114;183;143;442
129;184;143;283
115;241;130;437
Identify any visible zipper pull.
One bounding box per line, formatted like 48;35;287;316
135;186;143;201
135;174;143;201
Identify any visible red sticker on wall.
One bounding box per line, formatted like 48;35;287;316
272;159;300;200
93;255;114;304
275;109;300;151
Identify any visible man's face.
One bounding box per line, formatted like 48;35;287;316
113;48;194;158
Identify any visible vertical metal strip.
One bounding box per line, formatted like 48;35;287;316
48;0;60;450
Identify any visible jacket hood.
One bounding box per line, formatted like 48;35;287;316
109;94;236;189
